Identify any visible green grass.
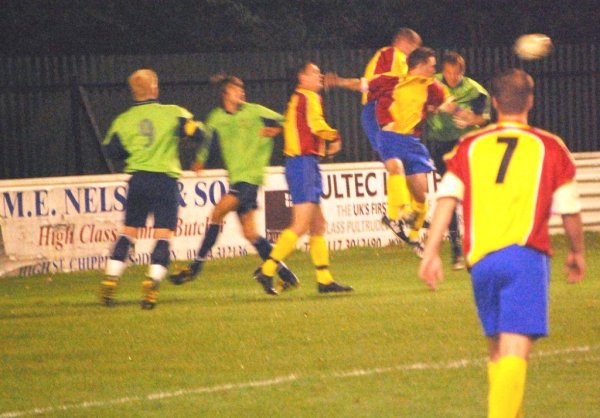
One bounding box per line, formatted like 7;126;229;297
1;233;599;417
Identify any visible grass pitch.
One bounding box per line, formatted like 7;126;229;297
1;234;599;417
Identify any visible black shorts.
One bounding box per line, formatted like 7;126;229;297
428;139;459;176
124;171;179;230
229;182;259;216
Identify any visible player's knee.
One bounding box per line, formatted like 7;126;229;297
210;210;225;224
111;235;133;261
151;239;171;267
290;222;309;237
212;195;238;221
310;213;327;235
385;159;403;175
310;225;326;236
242;226;259;242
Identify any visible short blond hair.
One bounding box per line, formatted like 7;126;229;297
392;28;422;48
128;69;158;101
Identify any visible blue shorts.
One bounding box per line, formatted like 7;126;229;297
125;171;179;230
471;245;550;339
377;131;435;175
229;182;259;215
361;101;380;154
285;156;322;204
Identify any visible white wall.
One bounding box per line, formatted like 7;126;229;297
1;154;598;278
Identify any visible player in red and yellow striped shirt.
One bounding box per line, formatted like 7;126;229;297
376;47;453;254
445;122;576;266
324;28;422;154
282;85;339;158
361;34;413;104
255;62;353;295
420;69;585;418
323;29;422;243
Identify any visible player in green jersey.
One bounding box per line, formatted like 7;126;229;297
100;68;206;309
169;75;298;290
424;51;491;270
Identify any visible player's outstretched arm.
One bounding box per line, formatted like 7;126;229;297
453;108;489;129
323;72;366;92
419;197;458;290
179;118;208;143
562;212;585;283
259;126;283;138
435;96;457;114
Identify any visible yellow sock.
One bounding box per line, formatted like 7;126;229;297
488;361;498;388
406;199;427;242
309;236;334;284
408;192;418;213
488;356;527;418
262;229;298;277
411;199;427;230
386;174;410;220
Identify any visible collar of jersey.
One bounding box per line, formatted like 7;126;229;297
405;74;433;83
296;87;318;95
441;76;464;89
496;120;530;129
133;99;158;106
222;103;245;114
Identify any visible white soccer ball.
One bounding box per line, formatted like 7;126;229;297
514;33;553;60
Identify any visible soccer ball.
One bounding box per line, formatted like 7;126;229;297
513;34;553;60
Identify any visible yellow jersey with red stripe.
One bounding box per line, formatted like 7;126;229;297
283;88;339;157
362;46;408;104
444;122;576;265
376;76;449;135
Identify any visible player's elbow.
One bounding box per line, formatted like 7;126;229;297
103;133;129;161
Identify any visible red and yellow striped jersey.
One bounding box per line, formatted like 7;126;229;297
444;121;576;265
376;76;449;135
362;46;408;104
283;88;339;157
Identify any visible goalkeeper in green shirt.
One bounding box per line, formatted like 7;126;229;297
424;51;491;270
100;68;206;309
170;75;298;290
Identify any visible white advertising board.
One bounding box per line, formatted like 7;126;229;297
0;163;438;278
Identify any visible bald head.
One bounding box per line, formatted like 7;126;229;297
128;69;159;101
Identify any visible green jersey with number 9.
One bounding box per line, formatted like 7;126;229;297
103;100;197;178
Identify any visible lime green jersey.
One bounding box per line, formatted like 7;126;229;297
197;103;284;185
103;100;202;178
425;75;491;142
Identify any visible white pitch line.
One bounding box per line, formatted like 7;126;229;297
329;345;594;379
0;375;299;418
0;345;594;418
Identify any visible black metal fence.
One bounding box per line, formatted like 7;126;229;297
1;45;599;179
